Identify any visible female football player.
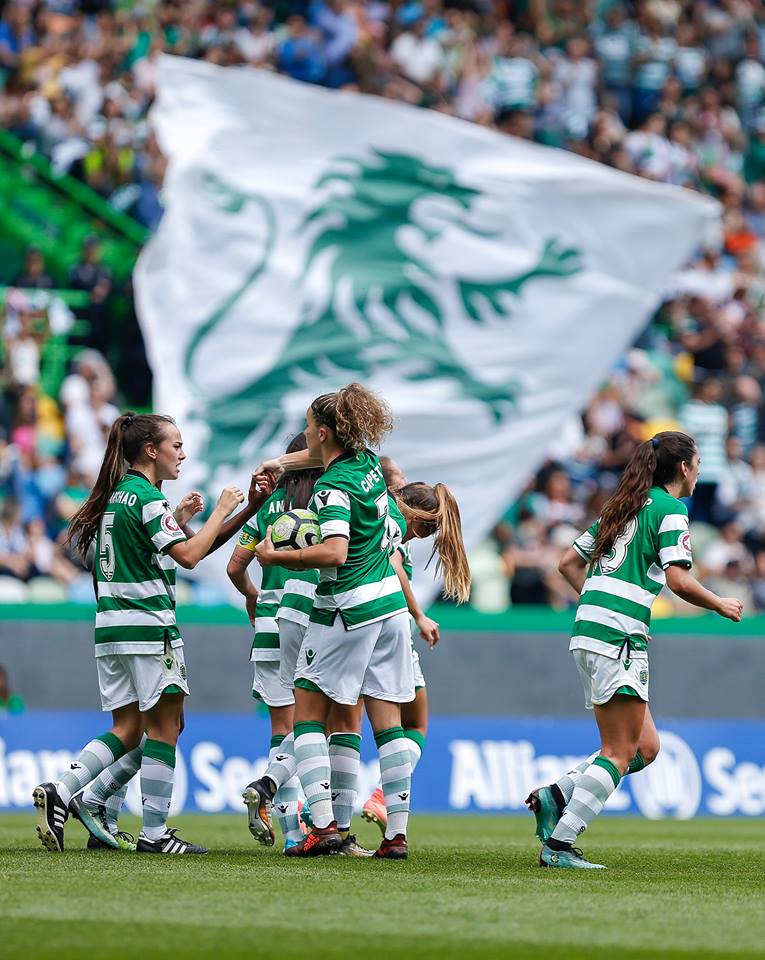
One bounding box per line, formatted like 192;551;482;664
529;432;742;869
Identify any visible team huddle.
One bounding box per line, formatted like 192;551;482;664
31;384;743;868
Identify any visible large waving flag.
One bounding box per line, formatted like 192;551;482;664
134;55;717;593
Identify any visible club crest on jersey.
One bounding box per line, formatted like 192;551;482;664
162;511;181;535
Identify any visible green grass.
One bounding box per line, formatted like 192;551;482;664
1;814;762;959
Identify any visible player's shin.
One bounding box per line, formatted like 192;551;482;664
294;721;335;828
328;732;361;832
55;732;127;806
375;726;412;840
139;739;176;841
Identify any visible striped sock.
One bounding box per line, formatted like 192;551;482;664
375;726;412;841
265;732;296;791
55;732;126;806
404;729;425;774
83;734;146;832
294;722;334;829
140;739;176;841
550;756;621;845
329;732;361;832
627;751;646;775
554;751;599;804
270;736;301;843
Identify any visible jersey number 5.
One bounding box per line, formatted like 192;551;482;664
99;512;116;581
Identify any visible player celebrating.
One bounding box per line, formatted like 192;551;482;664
32;412;270;854
363;467;471;833
249;383;417;859
228;433;320;852
530;432;742;869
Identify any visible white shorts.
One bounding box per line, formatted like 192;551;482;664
96;647;189;713
573;648;649;710
278;618;306;690
252;660;295;708
412;643;426;689
295;611;415;705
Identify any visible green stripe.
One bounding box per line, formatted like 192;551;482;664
280;594;314;615
593;755;622;787
658;530;684;549
255;602;280;617
404;729;426;752
294;678;322;693
571;619;648;649
314;592;406;629
270;735;285;748
96;731;125;761
294;720;325;736
95;625;180;645
144;738;176;769
329;733;361;752
374;726;405;748
578;590;652;624
627;751;646;775
252;632;279;650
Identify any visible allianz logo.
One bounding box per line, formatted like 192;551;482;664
448;731;764;819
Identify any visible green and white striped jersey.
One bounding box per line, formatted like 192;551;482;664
310;449;407;630
239;492;288;661
570;486;693;659
387;494;413;581
239;491;320;656
94;470;186;657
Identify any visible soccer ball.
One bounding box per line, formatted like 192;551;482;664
270;509;322;550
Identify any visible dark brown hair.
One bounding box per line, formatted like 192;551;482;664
311;382;394;453
397;481;471;604
67;412;175;559
279;432;323;508
591;430;697;564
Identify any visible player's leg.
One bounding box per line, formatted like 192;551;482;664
33;654;143;852
73;733;147;851
133;647;203;854
243;623;305;845
363;684;427;836
362;612;416;860
328;700;371;856
285;618;376;857
541;692;645;870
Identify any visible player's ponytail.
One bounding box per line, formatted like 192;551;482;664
67;412;175;559
591;430;697;564
398;481;472;604
311;382;394;453
279;432;323;509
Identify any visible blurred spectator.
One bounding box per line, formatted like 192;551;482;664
0;665;25;715
12;247;54;291
680;376;728;522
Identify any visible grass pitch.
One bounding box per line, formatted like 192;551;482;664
1;814;762;960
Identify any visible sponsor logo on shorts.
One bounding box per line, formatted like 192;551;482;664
180;663;187;680
639;668;648;685
623;658;631;670
164;657;174;670
305;648;316;666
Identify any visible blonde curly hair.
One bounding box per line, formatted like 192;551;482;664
311;382;394;452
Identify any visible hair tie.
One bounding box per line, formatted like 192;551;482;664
122;414;135;429
651;437;659;450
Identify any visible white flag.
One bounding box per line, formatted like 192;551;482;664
135;55;717;594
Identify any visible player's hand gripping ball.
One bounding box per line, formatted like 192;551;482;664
270;509;322;550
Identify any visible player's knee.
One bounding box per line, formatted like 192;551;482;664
639;738;660;766
112;720;142;750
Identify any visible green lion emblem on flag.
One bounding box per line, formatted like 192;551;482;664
184;151;583;475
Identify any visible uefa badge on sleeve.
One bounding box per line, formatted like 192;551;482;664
162;511;181;536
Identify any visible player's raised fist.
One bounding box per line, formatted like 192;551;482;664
218;485;245;515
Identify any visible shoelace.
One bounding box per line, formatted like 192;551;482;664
115;831;134;843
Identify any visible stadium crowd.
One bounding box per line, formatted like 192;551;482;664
3;0;765;612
